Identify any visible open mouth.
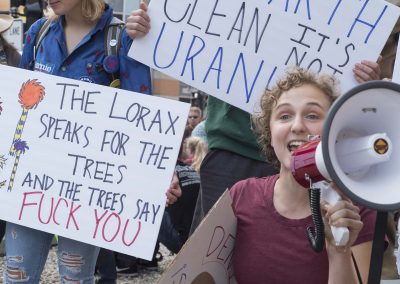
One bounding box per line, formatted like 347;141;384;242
287;140;307;152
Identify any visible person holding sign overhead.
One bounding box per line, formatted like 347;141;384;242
3;0;181;283
127;1;382;238
230;67;376;284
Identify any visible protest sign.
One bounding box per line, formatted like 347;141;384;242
0;65;190;260
392;42;400;83
159;190;237;284
3;18;23;52
130;0;400;113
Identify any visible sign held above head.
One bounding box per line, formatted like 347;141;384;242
130;0;400;113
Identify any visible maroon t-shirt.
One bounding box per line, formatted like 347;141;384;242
230;175;376;284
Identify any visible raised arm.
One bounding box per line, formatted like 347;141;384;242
126;1;151;40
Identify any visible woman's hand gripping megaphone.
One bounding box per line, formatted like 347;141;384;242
291;136;366;251
319;181;363;250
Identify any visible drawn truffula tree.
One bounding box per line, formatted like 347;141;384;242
0;155;6;188
8;79;45;192
8;140;29;191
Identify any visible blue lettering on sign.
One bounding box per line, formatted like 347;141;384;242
203;47;223;89
347;0;387;43
267;0;290;12
151;19;268;104
266;66;278;91
180;35;206;80
327;0;342;25
226;53;264;103
153;22;184;69
267;0;311;20
294;0;311;20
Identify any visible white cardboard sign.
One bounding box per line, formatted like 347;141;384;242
3;18;24;52
130;0;400;113
392;41;400;83
159;190;237;284
0;65;190;260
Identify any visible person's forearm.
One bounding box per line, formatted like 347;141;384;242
328;249;359;284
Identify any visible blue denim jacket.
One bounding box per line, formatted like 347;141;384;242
19;5;152;94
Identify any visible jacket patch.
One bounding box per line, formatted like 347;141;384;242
79;76;95;83
34;62;54;74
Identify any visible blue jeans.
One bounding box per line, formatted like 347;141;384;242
4;222;100;283
158;211;182;254
96;249;117;284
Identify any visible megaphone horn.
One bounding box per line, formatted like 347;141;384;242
291;133;392;189
321;80;399;211
292;80;399;211
290;80;400;251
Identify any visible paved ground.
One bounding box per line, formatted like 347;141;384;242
0;244;174;283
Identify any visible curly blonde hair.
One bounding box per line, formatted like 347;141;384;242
253;67;340;169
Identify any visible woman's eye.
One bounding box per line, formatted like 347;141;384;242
280;114;290;120
306;114;319;120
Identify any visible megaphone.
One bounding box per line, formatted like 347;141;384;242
290;80;400;248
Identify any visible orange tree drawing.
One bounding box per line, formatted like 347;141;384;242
8;79;45;191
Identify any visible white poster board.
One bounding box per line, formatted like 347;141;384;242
159;190;237;284
130;0;400;113
0;65;190;260
392;42;400;83
3;18;24;52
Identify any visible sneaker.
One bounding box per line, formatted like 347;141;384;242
95;278;116;284
138;252;163;271
116;265;139;277
138;259;158;271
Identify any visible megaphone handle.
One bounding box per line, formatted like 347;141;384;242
318;182;350;246
331;226;349;247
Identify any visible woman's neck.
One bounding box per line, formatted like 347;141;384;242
63;13;98;55
62;2;86;26
273;169;311;219
64;12;94;29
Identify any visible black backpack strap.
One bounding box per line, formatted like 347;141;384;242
33;18;51;63
104;17;124;81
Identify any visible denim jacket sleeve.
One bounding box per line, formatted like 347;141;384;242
19;17;48;71
119;29;152;95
